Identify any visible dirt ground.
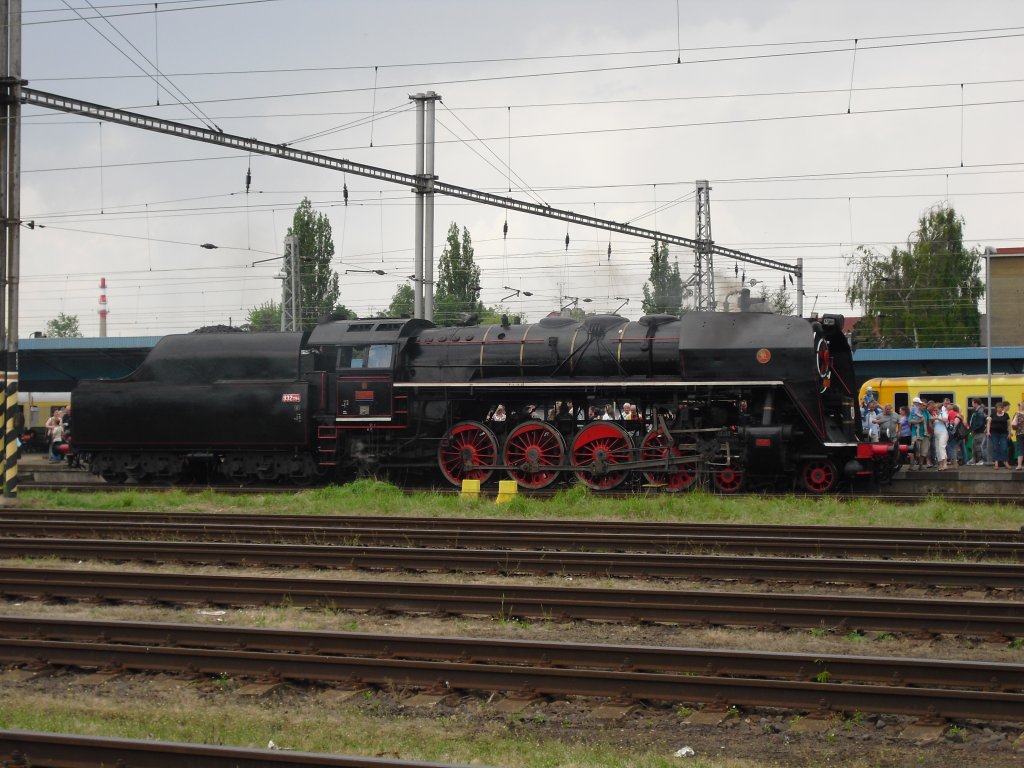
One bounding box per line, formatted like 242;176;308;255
4;561;1024;767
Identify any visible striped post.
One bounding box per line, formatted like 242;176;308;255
4;371;17;497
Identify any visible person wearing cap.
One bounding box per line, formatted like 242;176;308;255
860;386;875;409
909;398;930;469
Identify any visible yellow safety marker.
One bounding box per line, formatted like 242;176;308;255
460;479;481;498
496;480;518;504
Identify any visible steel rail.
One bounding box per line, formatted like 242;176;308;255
0;729;475;768
5;616;1023;691
1;637;1022;722
3;566;1023;635
1;537;1022;588
2;514;1022;559
8;509;1023;542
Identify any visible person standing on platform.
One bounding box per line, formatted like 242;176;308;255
909;398;930;470
1013;402;1024;471
933;404;950;470
945;406;965;470
988;401;1012;470
968;399;989;465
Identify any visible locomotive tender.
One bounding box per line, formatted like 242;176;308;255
72;310;894;493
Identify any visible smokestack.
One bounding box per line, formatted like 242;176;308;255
98;277;108;337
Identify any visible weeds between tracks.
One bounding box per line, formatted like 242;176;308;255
12;479;1024;530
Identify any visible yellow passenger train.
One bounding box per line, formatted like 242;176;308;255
858;375;1024;413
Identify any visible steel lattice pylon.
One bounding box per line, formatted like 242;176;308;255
693;180;716;311
280;235;300;332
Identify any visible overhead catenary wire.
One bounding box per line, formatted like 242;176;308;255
59;0;221;131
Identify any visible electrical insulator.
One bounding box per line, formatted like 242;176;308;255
245;168;251;193
503;220;508;239
564;233;570;251
788;274;794;285
343;183;348;206
607;242;611;261
734;263;738;277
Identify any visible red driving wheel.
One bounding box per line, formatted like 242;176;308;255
640;430;698;491
503;421;565;489
438;421;498;487
571;422;633;490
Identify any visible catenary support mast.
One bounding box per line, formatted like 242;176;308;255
1;0;20;499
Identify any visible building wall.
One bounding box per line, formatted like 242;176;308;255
990;249;1024;346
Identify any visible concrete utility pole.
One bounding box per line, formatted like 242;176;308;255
409;91;440;321
0;0;21;499
280;235;299;332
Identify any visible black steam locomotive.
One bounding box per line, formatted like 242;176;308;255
72;310;894;493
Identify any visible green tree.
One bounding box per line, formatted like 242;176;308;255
245;300;282;332
434;222;482;325
45;312;82;338
846;205;983;348
382;283;414;318
329;304;358;320
641;241;683;315
289;197;340;330
758;284;795;315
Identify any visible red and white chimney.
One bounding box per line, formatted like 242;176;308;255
98;277;109;337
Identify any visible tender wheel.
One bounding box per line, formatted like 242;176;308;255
503;421;565;489
438;421;498;487
571;422;633;491
640;430;698;491
800;459;838;494
712;464;745;494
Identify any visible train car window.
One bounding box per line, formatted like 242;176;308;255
894;392;909;411
919;391;954;404
967;395;1006;409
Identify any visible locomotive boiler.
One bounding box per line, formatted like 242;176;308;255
72;310;891;493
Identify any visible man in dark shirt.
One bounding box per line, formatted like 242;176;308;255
967;399;988;465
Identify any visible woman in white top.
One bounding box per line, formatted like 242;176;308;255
932;406;950;470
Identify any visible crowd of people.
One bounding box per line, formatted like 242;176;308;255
860;388;1024;471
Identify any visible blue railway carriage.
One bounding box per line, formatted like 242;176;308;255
73;310;892;492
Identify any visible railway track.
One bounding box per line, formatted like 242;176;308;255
0;730;470;768
2;617;1024;722
9;508;1024;540
2;537;1023;588
4;566;1023;636
2;511;1022;559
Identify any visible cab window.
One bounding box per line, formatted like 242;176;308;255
337;344;393;369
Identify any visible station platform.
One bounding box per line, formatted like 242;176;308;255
17;453;100;485
887;464;1022;498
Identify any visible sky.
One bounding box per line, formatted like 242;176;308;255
16;0;1024;336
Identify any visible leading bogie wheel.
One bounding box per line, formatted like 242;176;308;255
571;421;633;490
712;464;745;494
438;420;499;487
799;459;838;494
503;421;565;489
